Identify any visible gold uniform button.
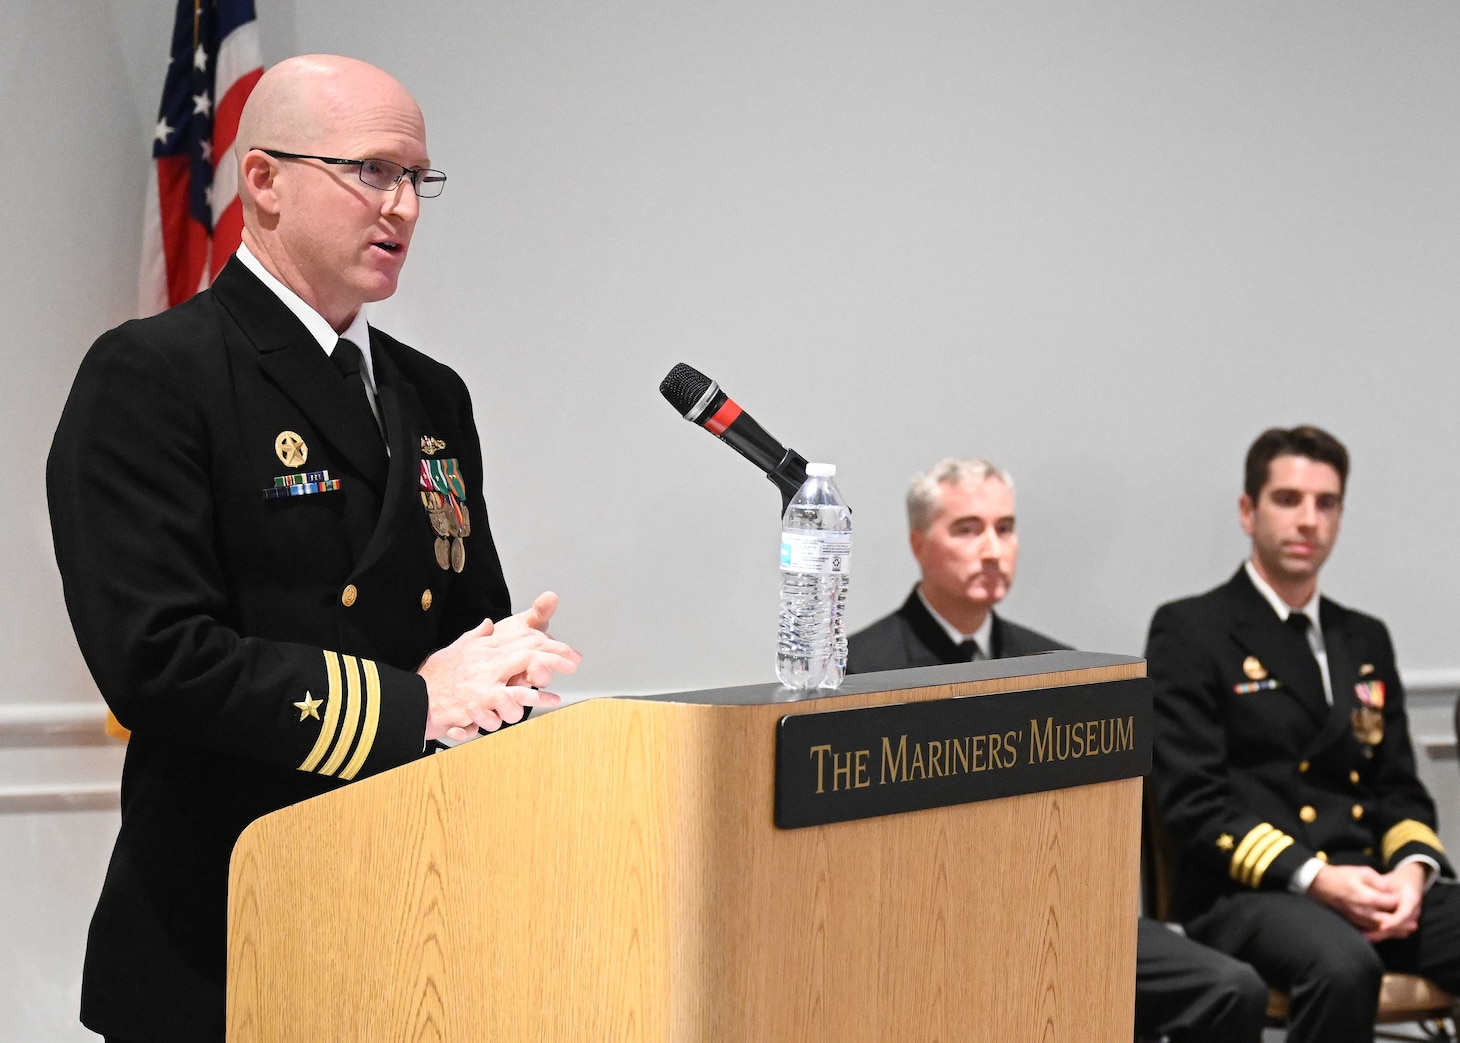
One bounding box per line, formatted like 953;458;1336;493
1352;804;1364;820
341;584;358;608
1349;770;1360;785
1299;805;1317;823
421;589;433;611
1298;761;1310;774
1316;851;1329;862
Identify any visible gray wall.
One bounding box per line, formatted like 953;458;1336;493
4;2;1459;1039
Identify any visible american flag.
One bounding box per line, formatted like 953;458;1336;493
138;0;263;316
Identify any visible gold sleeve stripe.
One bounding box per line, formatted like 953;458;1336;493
1238;829;1284;888
1248;835;1294;888
1382;821;1446;862
299;651;345;773
1229;823;1298;887
1236;831;1286;887
1229;824;1276;881
339;658;382;781
320;655;364;777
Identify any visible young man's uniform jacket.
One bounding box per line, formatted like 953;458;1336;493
846;588;1066;674
47;258;512;1042
1146;566;1450;924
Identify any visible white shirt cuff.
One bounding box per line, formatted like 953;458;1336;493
1290;857;1325;894
1396;853;1441;891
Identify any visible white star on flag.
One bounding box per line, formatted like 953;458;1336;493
192;92;212;117
194;44;208;72
154;118;173;144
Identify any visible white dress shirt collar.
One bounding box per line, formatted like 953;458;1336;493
235;245;377;394
917;586;995;657
1244;559;1321;631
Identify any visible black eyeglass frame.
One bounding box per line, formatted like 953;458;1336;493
256;148;447;198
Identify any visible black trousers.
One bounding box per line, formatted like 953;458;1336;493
1187;881;1460;1043
1136;917;1268;1043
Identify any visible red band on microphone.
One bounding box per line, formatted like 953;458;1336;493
705;399;742;436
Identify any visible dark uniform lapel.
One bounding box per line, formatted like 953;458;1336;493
352;335;423;577
1227;569;1329;726
1309;601;1365;754
897;590;965;666
989;613;1007;659
212;260;389;495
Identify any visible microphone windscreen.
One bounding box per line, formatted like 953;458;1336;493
659;363;713;417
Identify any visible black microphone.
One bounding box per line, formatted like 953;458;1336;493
659;363;809;509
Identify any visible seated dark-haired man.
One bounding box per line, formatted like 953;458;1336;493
850;456;1267;1043
1146;425;1460;1043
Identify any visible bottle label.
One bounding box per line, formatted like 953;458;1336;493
780;531;853;574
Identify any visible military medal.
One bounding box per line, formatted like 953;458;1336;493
423;492;451;536
420;458;470;572
1351;680;1385;745
421;435;446;456
1242;656;1267;680
275;431;308;467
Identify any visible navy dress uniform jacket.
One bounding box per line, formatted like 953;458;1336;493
47;258;512;1042
846;587;1067;675
1146;567;1449;925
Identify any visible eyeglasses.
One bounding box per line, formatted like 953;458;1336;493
257;149;447;198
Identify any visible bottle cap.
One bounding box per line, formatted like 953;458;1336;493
806;462;836;477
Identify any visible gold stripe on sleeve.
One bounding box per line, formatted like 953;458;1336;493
339;658;382;782
1248;835;1294;888
299;651;344;773
1236;830;1287;887
320;655;364;777
1382;820;1445;863
1229;824;1276;882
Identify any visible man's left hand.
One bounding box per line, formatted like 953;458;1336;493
1365;861;1427;942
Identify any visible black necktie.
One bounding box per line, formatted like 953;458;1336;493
331;338;385;447
958;639;981;663
1284;610;1333;705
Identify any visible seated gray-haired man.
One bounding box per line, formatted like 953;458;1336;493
848;456;1267;1043
848;457;1059;671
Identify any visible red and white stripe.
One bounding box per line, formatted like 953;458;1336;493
137;20;263;317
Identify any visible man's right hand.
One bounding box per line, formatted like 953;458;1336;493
1307;864;1399;935
418;591;582;741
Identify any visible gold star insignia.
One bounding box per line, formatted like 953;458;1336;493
294;692;323;721
1216;833;1234;851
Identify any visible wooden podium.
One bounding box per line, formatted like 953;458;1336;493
227;651;1150;1042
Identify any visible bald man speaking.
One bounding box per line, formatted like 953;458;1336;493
47;56;580;1042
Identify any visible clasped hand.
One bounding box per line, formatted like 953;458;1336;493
419;591;582;742
1309;861;1427;941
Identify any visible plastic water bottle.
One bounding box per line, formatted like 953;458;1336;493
777;463;852;690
